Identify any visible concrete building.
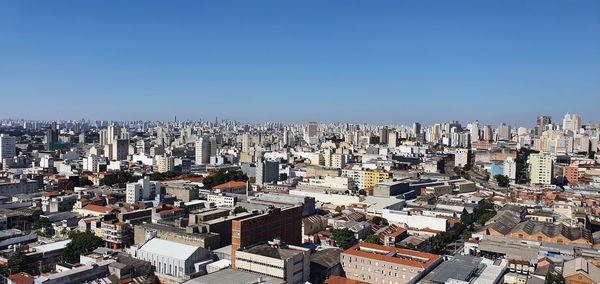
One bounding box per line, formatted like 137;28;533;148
372;181;412;198
111;139;129;161
340;242;442;284
231;206;303;268
503;156;517;181
256;159;279;186
207;194;237;207
234;240;310;284
455;148;471;168
0;134;16;165
134;238;211;281
195;136;216;165
529;153;553;185
126;177;160;204
156;155;175;173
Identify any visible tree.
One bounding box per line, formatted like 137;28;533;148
431;232;453;252
0;252;25;276
232;206;248;214
494;175;510;187
202;169;248;189
79;178;94;187
332;228;357;250
547;272;566;284
364;235;381;245
62;231;104;263
371;216;389;226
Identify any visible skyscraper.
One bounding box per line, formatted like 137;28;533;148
535;115;552;136
304;121;318;144
379;126;389;145
195;136;216;165
412;122;421;138
0;134;16;163
497;123;511;141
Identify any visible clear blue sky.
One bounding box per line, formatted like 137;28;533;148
1;1;599;126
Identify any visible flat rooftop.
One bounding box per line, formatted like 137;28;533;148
184;268;283;284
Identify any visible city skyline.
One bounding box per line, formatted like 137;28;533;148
1;1;599;124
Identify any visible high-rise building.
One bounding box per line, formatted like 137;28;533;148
504;157;517;181
535;115;552;136
0;134;16;164
498;123;511;141
156;155;174;173
107;123;121;146
455;148;471;168
482;125;493;141
572;114;582;132
45;122;58;150
231;206;303;268
412;122;421;138
379;126;389;145
255;158;279;186
195;136;216;165
112;139;129;161
529;153;553;185
388;131;399;148
304;121;318;144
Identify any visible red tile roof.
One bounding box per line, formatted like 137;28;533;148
8;272;34;284
212;181;246;190
342;242;441;269
82;204;113;214
325;276;369;284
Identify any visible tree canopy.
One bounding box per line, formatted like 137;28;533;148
364;235;381;245
332;228;357;250
202;169;248;189
494;175;510;187
62;231;104;263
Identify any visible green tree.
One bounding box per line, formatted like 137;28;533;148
364;235;381;245
431;232;453;252
79;178;94;187
546;272;566;284
62;231;104;263
494;175;510;187
371;216;389;226
202;169;248;189
332;228;357;250
0;252;26;276
232;206;248;214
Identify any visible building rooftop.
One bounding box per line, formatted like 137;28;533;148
139;238;201;261
342;242;440;269
183;268;283;284
310;248;343;269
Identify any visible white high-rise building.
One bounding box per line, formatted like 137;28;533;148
195;136;216;165
156;155;174;173
84;155;103;172
497;123;511;141
503;157;517;181
455;148;471;167
126;176;160;204
529;153;553;185
0;134;16;162
563;113;574;132
388;131;399;148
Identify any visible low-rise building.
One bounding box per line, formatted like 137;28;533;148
340;242;442;284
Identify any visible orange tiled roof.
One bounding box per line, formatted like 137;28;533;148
325;275;369;284
82;204;113;213
342;242;441;269
7;272;34;284
212;181;246;190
